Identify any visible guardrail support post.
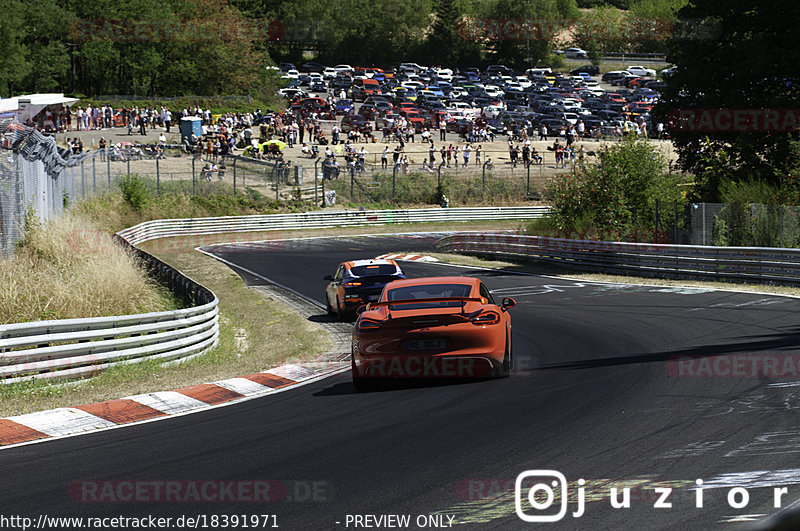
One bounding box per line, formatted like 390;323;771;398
392;164;397;199
674;200;678;244
482;160;489;199
80;162;85;199
350;165;355;200
526;162;531;196
314;159;320;205
107;151;111;188
191;156;196;195
438;160;446;191
156;156;160;195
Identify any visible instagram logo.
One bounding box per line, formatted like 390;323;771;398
515;470;572;522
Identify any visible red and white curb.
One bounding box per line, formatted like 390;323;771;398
374;253;438;262
0;362;348;448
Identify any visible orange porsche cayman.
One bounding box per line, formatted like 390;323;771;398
351;276;515;389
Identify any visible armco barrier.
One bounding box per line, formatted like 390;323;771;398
0;207;547;383
116;207;550;246
437;233;800;286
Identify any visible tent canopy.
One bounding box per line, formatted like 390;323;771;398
0;93;79;122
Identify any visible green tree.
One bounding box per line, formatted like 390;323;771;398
0;0;31;96
482;0;579;68
548;137;685;235
656;0;800;201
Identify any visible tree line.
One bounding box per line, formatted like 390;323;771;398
0;0;682;99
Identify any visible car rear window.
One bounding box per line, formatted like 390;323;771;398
350;264;398;277
386;283;472;309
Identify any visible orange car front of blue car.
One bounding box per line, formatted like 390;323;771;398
351;276;515;389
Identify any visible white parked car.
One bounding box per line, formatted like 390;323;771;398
556;47;588;59
436;68;453;81
515;76;532;88
323;67;337;78
483;85;504;98
334;64;354;74
284;69;300;78
401;80;425;90
627;65;656;77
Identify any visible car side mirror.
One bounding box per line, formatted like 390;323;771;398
323;275;333;281
501;297;516;311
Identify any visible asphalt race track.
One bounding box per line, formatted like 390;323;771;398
4;233;800;530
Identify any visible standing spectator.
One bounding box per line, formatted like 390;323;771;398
381;146;388;169
139;108;148;135
539;124;547;141
76;107;83;131
446;144;453;166
429;143;436;167
439;120;446;141
164;108;172;133
463;144;471;167
99;137;107;161
475;144;482;166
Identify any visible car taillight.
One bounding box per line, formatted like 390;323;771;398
343;282;362;287
358;318;381;331
470;311;500;325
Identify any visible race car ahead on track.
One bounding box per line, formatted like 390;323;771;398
324;259;405;320
351;276;515;390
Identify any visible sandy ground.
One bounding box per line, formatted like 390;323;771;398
54;119;679;200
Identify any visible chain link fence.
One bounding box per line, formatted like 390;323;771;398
0;120;117;257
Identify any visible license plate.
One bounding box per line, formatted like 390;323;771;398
407;339;446;351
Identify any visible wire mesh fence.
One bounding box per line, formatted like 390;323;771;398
0;120;122;257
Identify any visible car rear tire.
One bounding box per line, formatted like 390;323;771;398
494;332;511;378
326;294;334;316
352;357;378;391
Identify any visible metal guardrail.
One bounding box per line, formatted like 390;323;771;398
437;233;800;286
117;207;551;246
0;234;219;384
0;207;546;383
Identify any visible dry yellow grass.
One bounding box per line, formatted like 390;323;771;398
0;213;176;323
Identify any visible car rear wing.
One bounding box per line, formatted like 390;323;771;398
366;297;485;313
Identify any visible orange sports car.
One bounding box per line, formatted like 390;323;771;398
351;276;515;389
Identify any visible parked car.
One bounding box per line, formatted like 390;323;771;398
626;65;657;77
340;114;370;132
556;47;588;59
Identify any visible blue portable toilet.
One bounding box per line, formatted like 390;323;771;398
180;116;202;144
